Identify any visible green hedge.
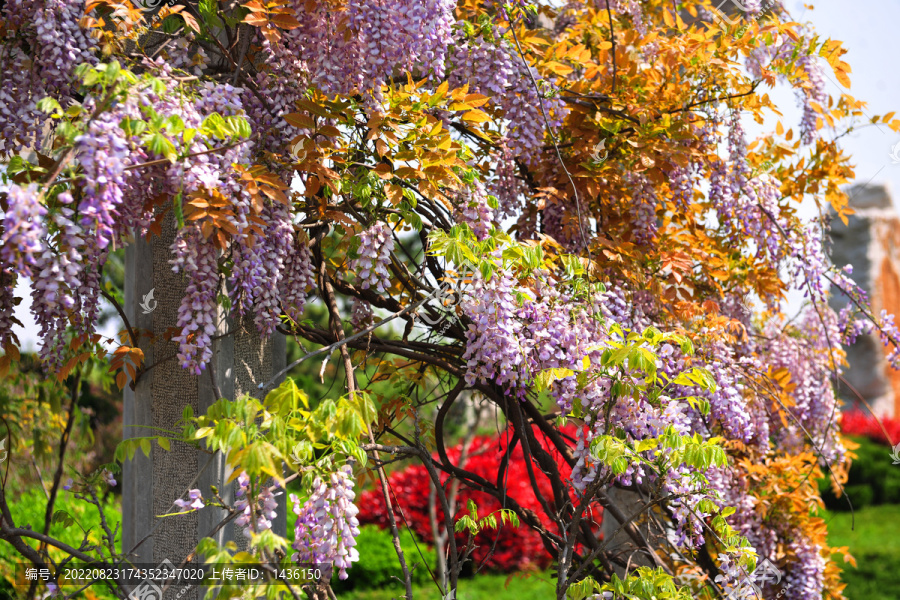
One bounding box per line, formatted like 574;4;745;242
332;526;436;593
820;436;900;510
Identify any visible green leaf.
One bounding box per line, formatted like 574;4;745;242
52;510;75;529
120;117;148;137
161;14;184;33
533;367;575;392
348;391;377;427
634;438;659;453
82;68;101;88
229;116;253;138
165;114;185;134
145;132;177;162
201;113;227;138
105;60;121;83
36;97;62;115
173;192;184;228
194;426;213;439
672;367;717;392
478;260;494;281
199;0;224;27
336;408;365;439
265;377;309;412
454;515;476;533
568;576;601;600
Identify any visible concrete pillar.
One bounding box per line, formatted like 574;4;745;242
122;214;286;596
598;488;668;577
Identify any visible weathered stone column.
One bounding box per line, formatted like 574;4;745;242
598;487;668;577
829;183;900;417
122;215;285;597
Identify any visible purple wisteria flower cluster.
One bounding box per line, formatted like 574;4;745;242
265;0;456;104
170;225;219;375
457;259;839;593
174;489;205;512
234;472;280;538
0;0;95;157
1;184;47;277
291;465;361;580
0;62;322;373
453;179;494;241
448;29;569;163
350;222;394;293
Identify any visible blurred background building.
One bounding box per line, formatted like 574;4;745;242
831;184;900;417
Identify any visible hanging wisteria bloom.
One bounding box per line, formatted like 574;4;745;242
350;222;394;294
170;225;219;375
102;469;116;487
1;184;46;277
291;465;361;579
174;489;205;512
279;232;316;323
453;179;494;240
448;29;568;163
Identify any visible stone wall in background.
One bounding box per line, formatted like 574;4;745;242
829;183;900;417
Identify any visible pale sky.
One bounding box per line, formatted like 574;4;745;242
781;0;900;201
10;0;900;349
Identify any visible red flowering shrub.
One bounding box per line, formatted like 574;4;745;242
840;411;900;445
358;424;601;572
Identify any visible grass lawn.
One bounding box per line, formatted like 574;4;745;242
340;571;556;600
825;504;900;600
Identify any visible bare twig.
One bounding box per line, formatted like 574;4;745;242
42;370;82;542
258;288;442;393
100;288;138;349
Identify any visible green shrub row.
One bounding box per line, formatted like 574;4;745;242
820;436;900;510
332;525;437;593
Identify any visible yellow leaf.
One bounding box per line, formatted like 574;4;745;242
544;60;574;76
833;67;851;89
270;13;301;30
463;93;490;108
385;184;403;206
318;125;341;138
461;110;491;124
373;163;393;180
179;10;200;31
663;10;674;27
522;35;550;46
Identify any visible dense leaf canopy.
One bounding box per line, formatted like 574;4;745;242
2;0;899;599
